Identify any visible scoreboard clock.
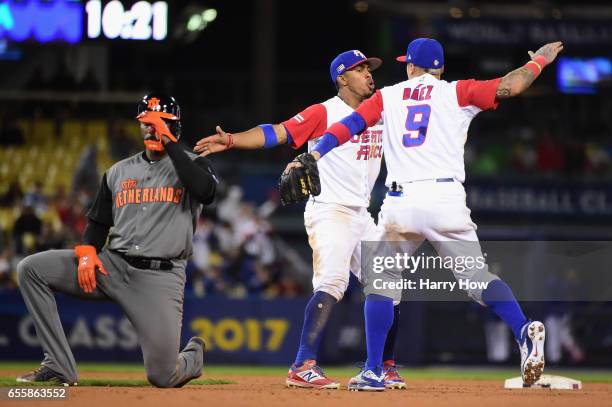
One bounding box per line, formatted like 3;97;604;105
0;0;169;43
85;1;167;41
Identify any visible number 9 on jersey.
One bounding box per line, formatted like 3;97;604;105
403;104;431;147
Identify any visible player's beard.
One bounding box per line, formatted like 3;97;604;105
143;131;164;151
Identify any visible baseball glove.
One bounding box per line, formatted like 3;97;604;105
278;153;321;205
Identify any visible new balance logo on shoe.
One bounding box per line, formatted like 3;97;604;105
299;370;321;382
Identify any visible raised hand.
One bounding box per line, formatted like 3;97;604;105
137;111;178;143
194;126;233;157
528;41;564;65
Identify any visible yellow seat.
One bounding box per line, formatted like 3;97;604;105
119;119;141;142
0;208;17;234
61;120;83;143
85;120;108;143
30;119;55;144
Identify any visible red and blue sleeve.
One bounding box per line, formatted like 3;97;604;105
281;103;327;149
313;90;384;158
456;78;502;111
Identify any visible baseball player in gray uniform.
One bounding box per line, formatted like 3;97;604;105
16;93;218;387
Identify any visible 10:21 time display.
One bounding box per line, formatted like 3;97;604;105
85;1;168;41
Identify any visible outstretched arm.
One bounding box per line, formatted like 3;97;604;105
194;104;328;156
193;124;289;156
496;41;563;99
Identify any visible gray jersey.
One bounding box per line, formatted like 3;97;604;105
105;151;203;259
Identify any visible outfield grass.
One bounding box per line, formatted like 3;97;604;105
1;363;611;384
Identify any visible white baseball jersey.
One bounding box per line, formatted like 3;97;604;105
282;96;383;207
333;73;501;185
320;73;503;304
282;96;384;300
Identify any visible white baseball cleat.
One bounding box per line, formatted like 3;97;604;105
347;368;386;392
517;320;546;386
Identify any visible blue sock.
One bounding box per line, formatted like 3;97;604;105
482;279;528;341
294;291;336;366
382;305;400;362
364;294;394;376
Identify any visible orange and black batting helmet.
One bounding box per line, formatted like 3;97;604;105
137;93;182;139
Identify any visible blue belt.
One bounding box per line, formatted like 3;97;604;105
404;177;455;183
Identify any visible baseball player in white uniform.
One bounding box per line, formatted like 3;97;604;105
307;38;564;391
194;50;406;390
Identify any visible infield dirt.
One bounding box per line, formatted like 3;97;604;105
1;370;610;407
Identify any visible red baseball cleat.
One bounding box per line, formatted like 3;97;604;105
285;360;340;389
383;360;407;389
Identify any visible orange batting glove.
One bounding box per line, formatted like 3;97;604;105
74;245;107;294
137;111;178;143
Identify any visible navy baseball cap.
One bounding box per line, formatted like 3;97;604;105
330;50;382;85
396;38;444;69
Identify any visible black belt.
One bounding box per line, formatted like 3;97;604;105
116;252;174;270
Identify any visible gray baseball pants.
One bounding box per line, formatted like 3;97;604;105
17;249;203;387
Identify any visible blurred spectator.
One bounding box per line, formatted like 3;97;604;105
36;221;66;252
545;312;585;364
12;200;42;255
215;220;237;256
484;316;511;363
186;184;304;299
471;149;499;175
0;248;15;290
243;258;273;296
537;133;565;173
217;185;244;224
512;142;538;173
50;186;72;225
544;269;586;364
67;202;88;240
276;273;303;298
0;182;23;208
71;145;99;198
585;143;611;174
192;217;216;273
23;181;48;216
258;189;280;218
483;264;511;362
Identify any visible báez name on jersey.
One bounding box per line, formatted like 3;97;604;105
115;182;184;208
351;129;383;160
403;84;433;102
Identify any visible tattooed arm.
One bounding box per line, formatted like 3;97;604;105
496;41;564;99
